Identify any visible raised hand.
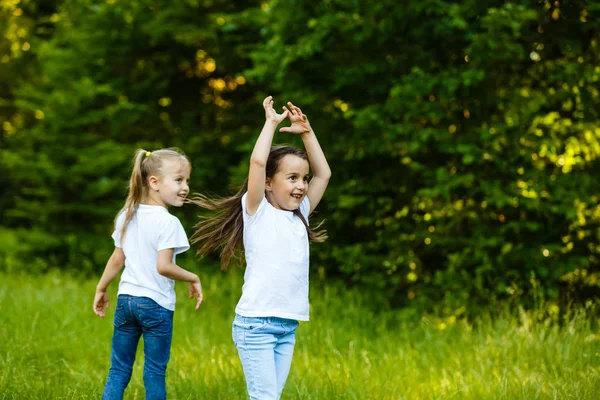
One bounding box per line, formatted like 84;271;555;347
263;96;289;124
280;102;312;135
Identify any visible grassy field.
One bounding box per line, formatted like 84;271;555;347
0;270;598;399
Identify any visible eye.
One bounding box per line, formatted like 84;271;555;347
289;176;296;181
303;176;309;182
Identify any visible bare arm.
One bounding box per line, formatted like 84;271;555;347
302;130;331;213
157;249;203;310
93;247;125;317
246;96;289;215
280;102;331;213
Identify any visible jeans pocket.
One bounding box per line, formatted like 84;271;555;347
138;304;165;329
235;316;267;332
247;317;268;332
114;306;127;328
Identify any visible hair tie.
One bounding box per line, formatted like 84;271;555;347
145;151;151;158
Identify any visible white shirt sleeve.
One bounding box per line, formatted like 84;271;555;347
111;213;125;248
241;192;267;224
158;216;190;255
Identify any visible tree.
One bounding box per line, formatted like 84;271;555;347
243;0;600;312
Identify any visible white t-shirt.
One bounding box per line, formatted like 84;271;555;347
112;204;190;311
235;193;311;321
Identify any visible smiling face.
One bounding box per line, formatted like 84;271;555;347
266;154;310;211
148;158;191;208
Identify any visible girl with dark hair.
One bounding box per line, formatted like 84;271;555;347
190;96;331;399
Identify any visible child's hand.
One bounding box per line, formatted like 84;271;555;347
189;277;203;310
93;291;110;317
263;96;289;124
280;102;312;135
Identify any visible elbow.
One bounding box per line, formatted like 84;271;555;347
250;156;267;169
319;168;332;181
156;262;169;276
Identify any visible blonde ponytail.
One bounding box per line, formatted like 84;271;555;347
115;148;189;241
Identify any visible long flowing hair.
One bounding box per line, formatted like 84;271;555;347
189;145;327;269
116;148;189;240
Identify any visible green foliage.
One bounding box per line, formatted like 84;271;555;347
1;0;256;273
2;0;600;313
241;0;600;312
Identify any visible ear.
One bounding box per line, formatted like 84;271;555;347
148;175;160;191
265;177;273;192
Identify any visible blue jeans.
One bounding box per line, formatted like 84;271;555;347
103;295;174;400
232;314;299;400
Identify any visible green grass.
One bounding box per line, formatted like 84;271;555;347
0;270;598;399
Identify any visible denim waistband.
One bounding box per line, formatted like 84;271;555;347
235;313;298;324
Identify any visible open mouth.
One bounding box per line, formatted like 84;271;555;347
291;194;302;200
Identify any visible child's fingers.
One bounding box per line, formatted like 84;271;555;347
93;303;105;317
93;294;109;315
263;96;272;108
287;102;303;115
287;102;297;115
195;292;203;310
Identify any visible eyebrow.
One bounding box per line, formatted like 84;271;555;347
285;172;309;176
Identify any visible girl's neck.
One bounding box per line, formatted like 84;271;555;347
142;195;167;208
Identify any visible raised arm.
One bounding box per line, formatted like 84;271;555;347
280;102;331;214
246;96;289;215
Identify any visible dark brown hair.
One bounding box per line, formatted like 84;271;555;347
116;148;189;240
189;145;326;269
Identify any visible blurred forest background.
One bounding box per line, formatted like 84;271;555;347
2;0;600;317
